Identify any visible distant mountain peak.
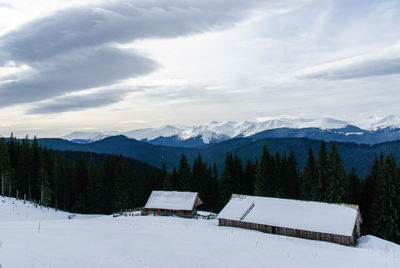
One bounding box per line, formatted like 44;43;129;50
354;115;400;130
62;115;400;146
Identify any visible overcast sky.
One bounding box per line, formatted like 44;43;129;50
0;0;399;137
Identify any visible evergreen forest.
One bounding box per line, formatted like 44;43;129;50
0;135;399;244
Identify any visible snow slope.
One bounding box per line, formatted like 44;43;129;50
0;197;100;221
0;198;399;268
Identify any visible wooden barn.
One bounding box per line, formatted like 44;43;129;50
142;191;203;218
218;194;362;246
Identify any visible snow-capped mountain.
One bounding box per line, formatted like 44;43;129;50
63;131;119;143
124;125;191;141
62;115;400;146
354;115;400;130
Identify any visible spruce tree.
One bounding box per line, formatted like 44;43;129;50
178;154;191;191
0;137;11;196
31;136;40;200
372;153;400;242
219;152;236;206
359;156;380;234
16;136;32;200
254;146;272;197
348;167;361;205
72;157;88;212
286;150;299;199
243;160;255;195
325;143;348;203
169;168;179;190
113;159;137;211
316;141;328;201
37;165;52;206
300;146;318;200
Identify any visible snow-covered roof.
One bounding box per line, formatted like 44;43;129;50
144;191;201;211
218;195;359;236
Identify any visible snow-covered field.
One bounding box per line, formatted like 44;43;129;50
1;197;399;268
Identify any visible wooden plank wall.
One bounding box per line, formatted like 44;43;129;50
141;208;196;218
218;218;355;246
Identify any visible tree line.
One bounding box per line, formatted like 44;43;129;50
0;135;399;243
0;135;162;214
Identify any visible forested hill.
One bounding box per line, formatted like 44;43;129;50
38;136;400;178
0;136;163;214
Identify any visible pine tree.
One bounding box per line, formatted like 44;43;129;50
169;168;179;190
51;159;62;209
178;154;191;191
316;141;328;201
31;136;40;200
86;159;98;212
0;137;11;196
16;136;33;201
300;146;318;200
348;167;361;205
162;164;173;191
72;157;88;212
113;158;137;211
37;165;52;206
219;152;236;207
286;150;299;199
325;143;348;203
243;160;255;195
372;153;400;242
209;163;220;212
254;146;273;197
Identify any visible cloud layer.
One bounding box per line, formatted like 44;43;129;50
0;0;268;111
27;88;130;114
299;43;400;80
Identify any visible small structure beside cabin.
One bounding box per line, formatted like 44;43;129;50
218;194;362;246
142;190;203;218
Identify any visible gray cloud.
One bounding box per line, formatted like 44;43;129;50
0;46;157;106
0;0;266;63
0;0;269;110
27;88;132;114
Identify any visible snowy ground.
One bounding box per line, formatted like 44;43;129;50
1;197;399;268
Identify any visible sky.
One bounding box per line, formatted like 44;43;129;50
0;0;399;137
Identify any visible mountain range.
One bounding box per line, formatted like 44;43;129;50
62;115;400;147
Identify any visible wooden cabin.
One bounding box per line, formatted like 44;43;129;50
218;194;362;246
142;191;203;218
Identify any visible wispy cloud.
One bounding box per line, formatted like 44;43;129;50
298;43;400;80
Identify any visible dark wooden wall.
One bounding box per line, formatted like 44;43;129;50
218;218;356;246
142;208;196;218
